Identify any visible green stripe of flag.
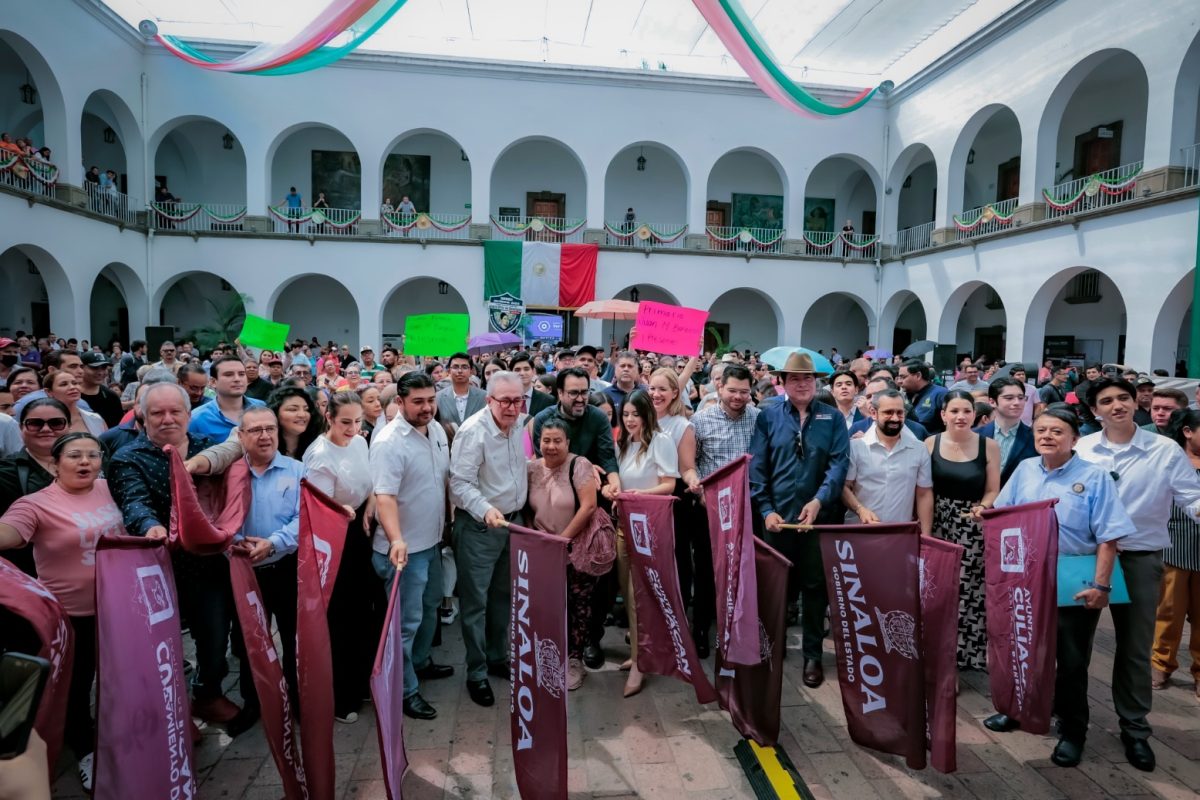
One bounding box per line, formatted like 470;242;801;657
483;240;523;302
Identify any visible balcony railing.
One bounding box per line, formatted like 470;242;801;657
382;212;472;241
891;221;935;256
150;202;248;232
85;181;137;224
1183;143;1200;189
603;221;687;249
490;215;585;243
952;197;1019;241
704;225;786;255
1042;160;1143;220
268;205;361;236
800;230;879;259
0;153;57;198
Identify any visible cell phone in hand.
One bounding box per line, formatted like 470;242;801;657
0;652;49;760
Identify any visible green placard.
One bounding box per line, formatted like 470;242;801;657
239;314;290;352
404;313;469;357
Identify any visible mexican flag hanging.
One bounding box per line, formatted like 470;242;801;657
484;241;598;309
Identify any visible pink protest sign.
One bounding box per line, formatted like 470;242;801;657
631;301;707;357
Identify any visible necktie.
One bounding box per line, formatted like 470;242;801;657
522;394;528;413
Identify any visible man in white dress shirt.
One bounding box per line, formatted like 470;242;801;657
449;371;529;708
840;389;933;533
1075;378;1200;773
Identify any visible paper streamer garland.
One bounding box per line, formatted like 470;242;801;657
382;212;471;233
602;222;689;244
0;154;59;187
153;0;410;76
268;205;363;229
151;203;248;224
951;204;1016;232
490;215;587;237
1041;168;1141;212
800;231;881;250
691;0;878;117
705;226;786;248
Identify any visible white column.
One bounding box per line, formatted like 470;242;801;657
934;158;956;229
785;165;807;235
584;162;605;229
688;157;712;234
245;140;269;215
1141;77;1179;169
1122;312;1156;375
53;102;83;186
359;144;381;217
470;157;492;225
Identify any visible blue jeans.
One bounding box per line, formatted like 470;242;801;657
372;545;442;698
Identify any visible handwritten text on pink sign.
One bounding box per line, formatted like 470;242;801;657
631;301;708;357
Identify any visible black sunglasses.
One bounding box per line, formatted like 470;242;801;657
23;417;69;432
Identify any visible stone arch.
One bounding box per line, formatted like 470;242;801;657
801;291;877;356
267;274;360;347
376;127;471;215
603;141;691;225
707;287;784;352
706;147;790;230
1171;30;1200;161
1022;266;1129;366
81;89;145;200
380;276;470;339
89;262;148;347
1151;270;1193;372
150;115;248;204
605;283;680;343
0;243;75;336
265;122;365;210
937;280;1008;359
803;154;881;236
878;290;929;354
885;143;937;235
489;135;588;220
947;104;1022;214
1034;49;1149;191
154;271;249;345
0;30;69;178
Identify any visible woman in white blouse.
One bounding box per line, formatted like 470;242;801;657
602;389;678;697
301;391;380;724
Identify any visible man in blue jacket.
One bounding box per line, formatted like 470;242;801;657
899;359;948;434
749;352;849;688
974;376;1037;486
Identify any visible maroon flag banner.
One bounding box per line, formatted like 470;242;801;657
93;536;192;800
617;494;717;704
0;557;73;779
167;444;251;554
818;524;926;769
370;574;407;800
508;523;570;800
296;481;352;800
919;535;963;773
229;553;308;798
713;537;790;746
981;500;1059;734
700;454;761;666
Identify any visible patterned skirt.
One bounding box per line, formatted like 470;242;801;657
933;495;988;671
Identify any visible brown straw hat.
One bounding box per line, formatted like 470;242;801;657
769;351;829;378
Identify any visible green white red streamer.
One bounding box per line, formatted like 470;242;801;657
705;226;785;248
490;216;586;237
1042;169;1141;212
602;222;688;244
382;212;471;233
691;0;878;117
800;231;880;250
0;154;58;186
151;203;247;224
268;206;362;229
951;204;1016;232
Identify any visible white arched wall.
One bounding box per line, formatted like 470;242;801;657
1151;271;1194;372
945;104;1022;217
603;142;689;226
801;292;876;356
878;290;930;354
1017;266;1130;367
0;244;84;338
268;274;360;347
266;123;365;211
156;272;247;340
0;30;72;183
1169;32;1200;162
606;283;680;345
376;128;471;215
887;143;937;234
380;277;471;341
489;136;588;221
81;89;144;202
706;148;789;231
708;288;783;353
803;155;881;235
152;116;248;204
89;262;148;346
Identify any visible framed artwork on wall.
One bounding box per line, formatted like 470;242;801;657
310;150;362;209
730;193;783;230
804;197;835;233
382;153;431;211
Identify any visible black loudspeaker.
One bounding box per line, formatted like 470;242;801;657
145;326;176;357
932;345;958;373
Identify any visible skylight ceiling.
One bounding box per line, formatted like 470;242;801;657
101;0;1023;88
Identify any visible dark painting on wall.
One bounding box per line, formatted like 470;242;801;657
311;150;362;210
382;154;431;212
804;197;836;233
730;193;783;230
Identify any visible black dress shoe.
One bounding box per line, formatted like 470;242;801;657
403;693;438;720
582;643;604;669
786;602;800;627
487;661;510;679
226;706;261;738
692;627;710;659
983;713;1020;733
416;662;454;680
802;659;824;688
1122;734;1156;772
466;679;495;707
1050;738;1084;768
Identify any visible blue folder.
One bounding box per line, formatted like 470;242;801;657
1057;554;1130;606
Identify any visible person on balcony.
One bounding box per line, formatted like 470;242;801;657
624;207;636;232
841;219;855;256
380;197;394;217
282;186;303;232
397;195;417;215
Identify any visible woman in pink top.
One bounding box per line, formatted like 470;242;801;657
526;418;597;691
0;432;124;791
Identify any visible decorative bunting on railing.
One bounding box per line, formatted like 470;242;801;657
0;154;58;187
691;0;878;117
489;215;587;237
705;226;786;248
154;0;409;76
381;212;471;234
150;203;248;224
602;222;689;244
951;204;1016;231
267;206;363;229
799;231;880;250
1041;167;1142;212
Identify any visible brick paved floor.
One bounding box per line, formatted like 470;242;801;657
52;614;1197;799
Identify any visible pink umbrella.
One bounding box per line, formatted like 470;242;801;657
573;299;640;320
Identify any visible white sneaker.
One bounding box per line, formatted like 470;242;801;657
335;711;358;724
567;658;585;691
78;752;94;793
439;604;458;624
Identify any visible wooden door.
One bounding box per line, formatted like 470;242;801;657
860;211;876;235
532;199;562;218
31;302;49;337
1073;121;1122;179
996;157;1020;201
706;203;729;228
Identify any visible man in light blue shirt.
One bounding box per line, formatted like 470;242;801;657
228;405;304;735
188;357;265;442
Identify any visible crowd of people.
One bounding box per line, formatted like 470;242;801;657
0;328;1197;792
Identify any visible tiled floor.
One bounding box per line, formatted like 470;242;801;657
53;614;1198;799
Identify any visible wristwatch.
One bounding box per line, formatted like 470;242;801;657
1085;580;1112;593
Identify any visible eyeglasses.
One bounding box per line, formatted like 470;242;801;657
61;450;102;461
491;397;523;408
23;418;69;432
562;389;589;399
243;425;278;437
